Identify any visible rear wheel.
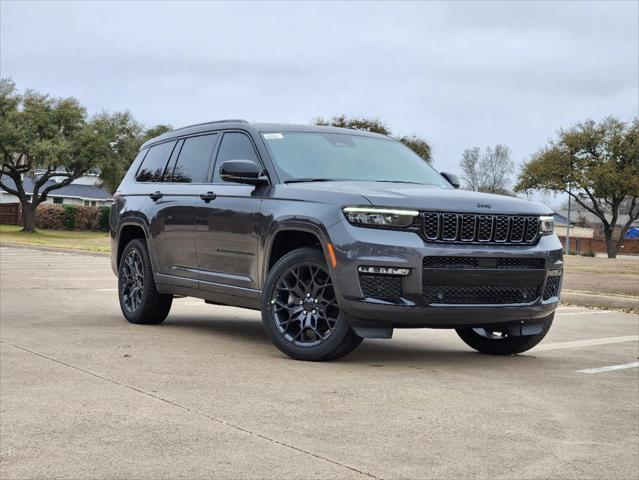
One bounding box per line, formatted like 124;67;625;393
118;239;172;325
261;247;362;361
456;314;554;355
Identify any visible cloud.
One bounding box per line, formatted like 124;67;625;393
1;0;637;178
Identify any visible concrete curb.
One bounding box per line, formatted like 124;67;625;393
0;242;110;258
561;290;638;311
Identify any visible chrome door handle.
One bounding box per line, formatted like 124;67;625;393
199;191;216;203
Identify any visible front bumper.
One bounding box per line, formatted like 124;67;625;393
327;219;563;328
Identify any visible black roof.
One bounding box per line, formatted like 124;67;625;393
140;120;391;150
0;175;113;200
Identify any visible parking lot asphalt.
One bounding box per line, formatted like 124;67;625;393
1;246;638;480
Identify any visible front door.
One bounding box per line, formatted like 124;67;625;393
195;131;263;295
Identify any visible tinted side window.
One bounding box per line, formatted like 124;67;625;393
136;141;176;182
162;139;184;182
170;134;218;183
214;132;259;182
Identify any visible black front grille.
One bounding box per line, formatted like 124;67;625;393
359;274;403;301
423;257;545;269
423;257;479;269
543;274;562;300
495;257;545;269
421;212;541;245
423;285;540;305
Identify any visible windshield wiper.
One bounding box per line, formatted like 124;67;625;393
373;180;427;185
284;178;335;184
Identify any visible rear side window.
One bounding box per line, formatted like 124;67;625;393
169;134;218;183
213;132;259;182
136;141;176;182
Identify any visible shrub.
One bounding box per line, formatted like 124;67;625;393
35;204;66;230
62;205;78;230
99;206;110;232
580;250;596;257
75;206;101;231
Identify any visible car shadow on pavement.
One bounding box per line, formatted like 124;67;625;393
162;316;270;344
159;315;544;367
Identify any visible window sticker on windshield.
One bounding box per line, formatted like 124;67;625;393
263;133;283;140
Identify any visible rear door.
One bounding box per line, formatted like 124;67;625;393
132;139;196;283
195;131;264;294
157;132;220;282
134;134;219;287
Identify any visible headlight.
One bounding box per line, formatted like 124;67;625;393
539;215;554;235
343;207;418;228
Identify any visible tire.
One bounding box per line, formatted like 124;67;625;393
118;238;172;325
456;314;554;355
261;247;363;361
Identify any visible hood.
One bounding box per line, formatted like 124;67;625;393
285;181;551;215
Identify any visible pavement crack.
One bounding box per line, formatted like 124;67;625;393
1;340;381;480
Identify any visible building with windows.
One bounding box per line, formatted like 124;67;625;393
0;173;113;207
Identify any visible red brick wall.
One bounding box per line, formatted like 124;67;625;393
558;236;639;255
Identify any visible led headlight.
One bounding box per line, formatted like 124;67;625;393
343;207;418;228
539;215;555;235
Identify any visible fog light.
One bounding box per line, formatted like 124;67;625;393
548;269;562;277
358;266;410;276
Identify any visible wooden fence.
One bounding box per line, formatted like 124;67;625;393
0;203;21;225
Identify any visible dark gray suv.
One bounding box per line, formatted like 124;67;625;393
110;120;562;361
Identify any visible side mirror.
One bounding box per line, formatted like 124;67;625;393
219;160;268;185
440;171;460;189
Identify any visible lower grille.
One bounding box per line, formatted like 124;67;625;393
543;275;562;300
423;285;540;305
359;274;403;301
423;257;545;269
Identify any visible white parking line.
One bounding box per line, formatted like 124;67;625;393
557;310;611;316
578;362;639;374
95;288;117;292
534;335;638;351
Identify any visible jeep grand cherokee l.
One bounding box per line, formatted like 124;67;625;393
110;120;562;361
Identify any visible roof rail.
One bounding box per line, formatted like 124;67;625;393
169;119;249;134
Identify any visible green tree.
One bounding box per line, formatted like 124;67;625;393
0;80;164;231
98;121;171;193
397;135;432;165
313;115;432;163
515;117;639;258
91;111;142;194
0;79;90;232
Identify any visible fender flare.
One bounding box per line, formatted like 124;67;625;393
116;217;159;274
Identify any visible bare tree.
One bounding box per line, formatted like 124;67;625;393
459;144;514;194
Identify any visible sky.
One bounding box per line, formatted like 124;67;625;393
1;0;638;201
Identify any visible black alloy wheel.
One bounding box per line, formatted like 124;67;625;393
271;262;339;347
118;239;172;325
120;248;145;314
261;247;362;361
456;314;554;355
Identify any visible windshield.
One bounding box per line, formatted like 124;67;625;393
262;131;450;187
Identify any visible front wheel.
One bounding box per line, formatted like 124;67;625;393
261;247;362;361
456;314;554;355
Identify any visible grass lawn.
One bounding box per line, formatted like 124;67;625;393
0;224;110;253
563;254;638;297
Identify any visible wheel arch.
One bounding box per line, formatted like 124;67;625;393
262;223;335;286
116;220;157;272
